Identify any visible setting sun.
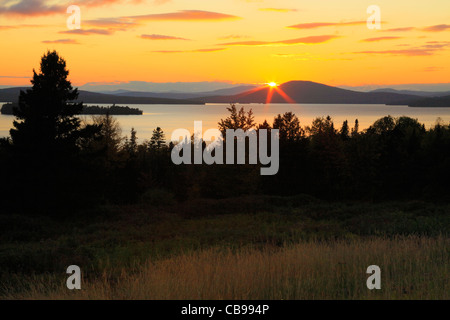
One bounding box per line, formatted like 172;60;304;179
268;82;278;87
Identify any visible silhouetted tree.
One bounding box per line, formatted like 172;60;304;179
92;113;123;162
351;119;359;137
257;120;271;131
150;127;166;150
10;50;83;156
340;120;350;140
273;112;304;142
218;104;255;136
7;51;101;213
124;127;138;156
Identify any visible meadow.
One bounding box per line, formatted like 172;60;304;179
1;195;448;299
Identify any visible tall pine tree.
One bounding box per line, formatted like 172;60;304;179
10;50;83;156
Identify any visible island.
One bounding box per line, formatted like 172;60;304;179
1;103;143;115
408;95;450;108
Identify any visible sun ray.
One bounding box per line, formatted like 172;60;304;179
274;86;295;103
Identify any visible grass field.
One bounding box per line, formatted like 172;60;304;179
0;195;449;299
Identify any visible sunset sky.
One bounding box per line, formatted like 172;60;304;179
1;0;450;89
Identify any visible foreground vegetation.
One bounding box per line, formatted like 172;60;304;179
0;197;448;299
4;236;447;300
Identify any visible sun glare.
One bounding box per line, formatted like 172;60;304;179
268;82;278;87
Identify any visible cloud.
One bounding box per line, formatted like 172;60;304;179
0;0;144;17
354;39;450;57
287;21;366;29
128;10;241;22
141;34;190;40
384;27;415;32
82;10;241;33
153;48;227;53
219;35;339;46
0;75;30;78
355;49;433;56
42;39;79;44
273;53;352;61
0;24;47;30
422;66;444;72
60;29;115;35
259;8;298;13
85;18;139;29
61;9;237;37
422;24;450;32
0;0;63;17
422;41;450;49
361;37;402;42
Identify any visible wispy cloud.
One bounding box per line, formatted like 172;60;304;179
361;36;402;42
423;66;444;72
0;75;30;79
422;24;450;32
0;0;63;17
42;39;79;44
422;41;450;49
354;41;450;57
85;18;139;29
219;35;339;46
153;48;227;53
60;29;115;35
355;49;433;56
128;10;241;22
273;53;352;61
0;24;47;30
0;0;145;17
384;27;416;32
82;10;241;35
287;21;366;29
141;34;190;40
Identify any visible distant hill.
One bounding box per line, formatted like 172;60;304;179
0;87;204;105
371;88;450;97
104;85;258;100
198;81;422;104
408;95;450;108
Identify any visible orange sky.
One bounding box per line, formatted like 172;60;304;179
0;0;449;88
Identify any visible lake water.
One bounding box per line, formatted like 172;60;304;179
1;103;450;141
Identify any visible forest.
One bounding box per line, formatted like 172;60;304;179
1;51;450;216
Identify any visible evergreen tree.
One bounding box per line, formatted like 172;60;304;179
7;51;100;213
125;127;138;156
351;119;359;137
273;112;303;142
10;50;83;155
150;127;166;150
218;104;255;136
340;120;350;140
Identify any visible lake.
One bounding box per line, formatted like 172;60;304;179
1;103;450;141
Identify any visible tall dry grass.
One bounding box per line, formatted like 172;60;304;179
3;236;448;300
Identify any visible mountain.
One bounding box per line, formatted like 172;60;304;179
0;87;204;105
1;82;437;106
103;85;258;100
199;81;422;104
78;81;255;93
370;88;450;97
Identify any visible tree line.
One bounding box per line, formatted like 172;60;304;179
1;51;449;216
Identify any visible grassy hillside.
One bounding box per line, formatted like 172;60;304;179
0;196;448;299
